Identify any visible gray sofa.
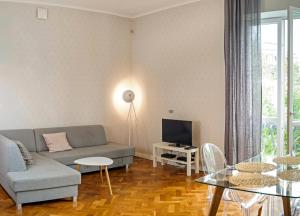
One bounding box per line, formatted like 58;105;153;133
0;125;135;210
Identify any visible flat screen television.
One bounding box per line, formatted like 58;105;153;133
162;119;192;147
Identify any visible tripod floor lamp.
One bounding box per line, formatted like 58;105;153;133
122;90;137;147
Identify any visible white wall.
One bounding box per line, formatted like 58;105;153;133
132;0;225;155
262;0;300;11
0;2;132;144
0;1;225;154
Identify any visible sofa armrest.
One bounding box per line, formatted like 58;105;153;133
0;135;27;175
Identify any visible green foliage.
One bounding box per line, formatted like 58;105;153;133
261;50;300;156
261;127;277;155
293;64;300;120
293;128;300;156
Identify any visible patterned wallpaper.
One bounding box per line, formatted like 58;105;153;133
0;2;132;144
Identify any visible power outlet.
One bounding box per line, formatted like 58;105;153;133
37;8;48;20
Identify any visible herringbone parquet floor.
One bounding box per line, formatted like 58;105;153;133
0;157;245;216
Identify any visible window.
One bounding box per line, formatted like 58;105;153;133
261;9;300;156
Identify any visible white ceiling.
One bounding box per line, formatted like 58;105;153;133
3;0;201;18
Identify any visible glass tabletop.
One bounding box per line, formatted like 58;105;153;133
195;154;300;198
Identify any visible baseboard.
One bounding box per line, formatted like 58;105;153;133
135;152;152;160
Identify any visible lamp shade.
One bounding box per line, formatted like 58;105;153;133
122;90;135;103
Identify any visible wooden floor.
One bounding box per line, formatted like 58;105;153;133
0;157;244;216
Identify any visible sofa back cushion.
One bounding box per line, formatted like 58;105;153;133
0;129;36;152
34;125;107;152
0;135;27;175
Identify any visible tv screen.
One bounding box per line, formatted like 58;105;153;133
162;119;192;146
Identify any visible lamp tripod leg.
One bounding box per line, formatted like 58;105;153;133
127;103;132;147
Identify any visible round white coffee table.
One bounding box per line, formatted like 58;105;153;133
74;157;114;195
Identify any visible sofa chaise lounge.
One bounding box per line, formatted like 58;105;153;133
0;125;135;210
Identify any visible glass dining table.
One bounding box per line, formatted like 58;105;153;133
195;155;300;216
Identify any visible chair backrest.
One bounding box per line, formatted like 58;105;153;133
201;143;227;175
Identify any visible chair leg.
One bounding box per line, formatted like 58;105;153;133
291;198;300;216
223;200;228;216
207;185;213;200
241;207;251;216
126;164;129;172
73;196;77;208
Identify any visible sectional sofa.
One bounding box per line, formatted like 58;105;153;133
0;125;135;210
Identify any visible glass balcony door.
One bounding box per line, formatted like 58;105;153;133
287;7;300;155
261;18;286;156
261;7;300;156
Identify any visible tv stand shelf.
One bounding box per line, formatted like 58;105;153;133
152;142;200;176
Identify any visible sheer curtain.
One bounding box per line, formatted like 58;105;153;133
224;0;262;165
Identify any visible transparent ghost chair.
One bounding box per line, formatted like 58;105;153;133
201;143;268;216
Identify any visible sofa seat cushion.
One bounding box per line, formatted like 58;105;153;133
39;143;135;165
7;153;81;192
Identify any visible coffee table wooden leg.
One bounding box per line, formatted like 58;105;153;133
99;166;103;183
105;166;113;195
76;165;81;172
208;186;224;216
282;197;291;216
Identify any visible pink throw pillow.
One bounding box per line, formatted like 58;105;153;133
42;132;72;153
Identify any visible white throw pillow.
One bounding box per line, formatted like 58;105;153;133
42;132;72;153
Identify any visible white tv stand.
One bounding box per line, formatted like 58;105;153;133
152;142;200;176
